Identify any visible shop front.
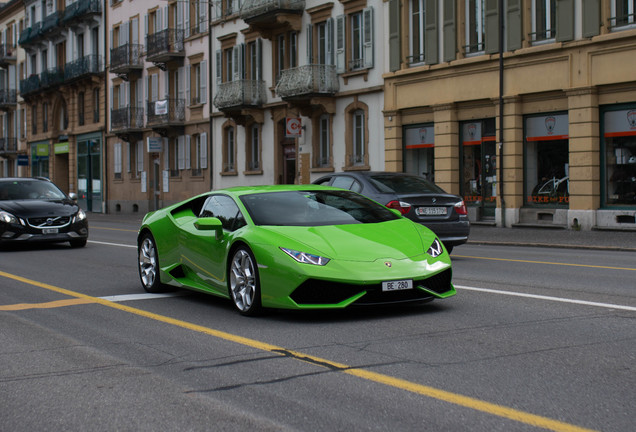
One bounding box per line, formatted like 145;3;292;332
403;124;434;181
602;106;636;209
77;133;103;213
30;141;50;178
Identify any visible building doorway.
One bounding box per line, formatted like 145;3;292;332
77;137;102;212
460;119;497;219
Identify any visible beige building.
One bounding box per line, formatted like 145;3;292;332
19;0;106;210
107;0;212;215
384;0;636;230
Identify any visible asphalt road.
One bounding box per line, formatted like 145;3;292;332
1;219;634;432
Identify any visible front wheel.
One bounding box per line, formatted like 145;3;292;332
228;246;262;316
138;233;170;293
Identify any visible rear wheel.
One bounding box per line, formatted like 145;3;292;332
138;233;169;293
228;246;262;316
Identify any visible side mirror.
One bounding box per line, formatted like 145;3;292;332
68;192;78;200
194;217;223;240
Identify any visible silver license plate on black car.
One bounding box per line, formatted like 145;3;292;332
42;228;59;234
416;206;447;216
382;279;413;292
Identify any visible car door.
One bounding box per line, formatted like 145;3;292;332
180;194;246;296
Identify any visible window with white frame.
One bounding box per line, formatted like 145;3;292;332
193;132;207;175
223;125;235;173
274;31;297;82
135;140;144;177
352;109;365;165
191;61;207;105
318;114;330;167
246;124;260;171
531;0;556;42
612;0;636;28
465;0;485;54
335;7;373;73
409;0;426;64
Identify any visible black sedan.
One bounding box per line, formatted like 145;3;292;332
0;177;88;248
314;172;469;252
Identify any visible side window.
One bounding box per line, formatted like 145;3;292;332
332;176;356;190
199;194;246;231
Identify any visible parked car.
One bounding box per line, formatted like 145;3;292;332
0;177;88;248
313;172;469;253
137;185;455;316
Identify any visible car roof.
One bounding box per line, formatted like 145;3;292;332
0;177;50;183
212;184;345;197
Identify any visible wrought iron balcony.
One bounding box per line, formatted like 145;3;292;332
40;12;62;38
146;29;185;65
240;0;305;25
110;43;144;75
0;137;17;155
0;44;16;67
19;75;41;96
111;106;145;132
214;80;267;111
0;89;17;109
18;23;42;47
62;0;101;26
40;66;65;89
64;55;102;82
146;98;185;127
275;64;339;100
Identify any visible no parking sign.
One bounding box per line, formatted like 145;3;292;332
286;117;302;137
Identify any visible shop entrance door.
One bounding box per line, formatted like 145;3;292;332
282;143;296;184
461;120;497;220
77;139;102;212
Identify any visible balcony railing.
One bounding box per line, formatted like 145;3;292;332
40;66;65;89
0;137;17;154
65;55;102;81
18;23;42;46
62;0;101;26
0;44;16;65
110;43;144;73
146;98;185;126
19;75;41;96
0;89;17;107
239;0;305;22
146;29;185;61
214;80;267;110
111;106;145;131
275;64;339;99
40;12;61;37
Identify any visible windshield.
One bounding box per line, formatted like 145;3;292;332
368;174;445;194
0;181;67;201
241;190;401;226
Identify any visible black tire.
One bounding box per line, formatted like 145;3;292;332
69;238;87;248
138;232;170;293
228;246;262;316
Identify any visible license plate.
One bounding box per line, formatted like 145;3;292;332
416;206;447;216
382;279;413;292
42;228;59;234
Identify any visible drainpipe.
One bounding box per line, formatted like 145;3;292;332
208;0;214;192
103;0;108;213
498;0;506;227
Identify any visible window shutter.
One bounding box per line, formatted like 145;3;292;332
200;132;208;169
306;24;313;64
214;0;222;20
216;49;222;84
178;66;185;103
126;142;131;172
335;15;345;73
199;1;207;33
144;14;148;37
556;0;574;42
425;0;438;65
443;0;456;61
114;142;122;173
185;135;191;169
178;135;185;170
163;139;169;168
232;45;240;81
179;0;187;38
122;22;129;45
484;0;499;54
362;7;374;68
200;60;207;103
506;0;522;51
132;17;139;45
137;140;144;173
582;0;600;38
256;39;262;80
388;0;400;72
163;6;169;30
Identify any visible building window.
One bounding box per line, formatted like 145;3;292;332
78;92;85;126
193;132;207;175
459;120;497;213
531;0;556;42
602;107;636;206
404;124;435;180
246;123;261;172
93;88;100;123
43;102;48;133
465;0;485;54
345;103;368;168
409;0;426;64
135;140;144;177
191;61;207;104
223;124;236;173
114;142;122;179
336;7;374;73
313;114;332;168
611;0;636;28
353;110;365;165
32;105;37;134
274;31;297;82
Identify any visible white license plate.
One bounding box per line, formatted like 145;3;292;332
382;279;413;292
416;206;448;216
42;228;59;234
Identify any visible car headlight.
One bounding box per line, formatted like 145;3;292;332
0;210;19;225
280;247;330;266
75;209;87;222
426;238;444;258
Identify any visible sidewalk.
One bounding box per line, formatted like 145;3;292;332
87;213;636;252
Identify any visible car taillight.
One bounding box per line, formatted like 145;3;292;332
386;200;411;215
454;200;468;215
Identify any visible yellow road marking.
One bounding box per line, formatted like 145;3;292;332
0;269;597;432
0;298;96;311
453;255;636;271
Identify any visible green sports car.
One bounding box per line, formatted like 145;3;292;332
137;185;455;315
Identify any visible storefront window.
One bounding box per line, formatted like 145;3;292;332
403;124;434;181
460;119;497;217
525;114;569;206
603;108;636;206
31;142;49;178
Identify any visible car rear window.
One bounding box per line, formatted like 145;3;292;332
368;175;445;194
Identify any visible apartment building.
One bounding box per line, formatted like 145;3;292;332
0;0;24;178
18;0;105;211
107;0;211;215
384;0;636;230
211;0;385;188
